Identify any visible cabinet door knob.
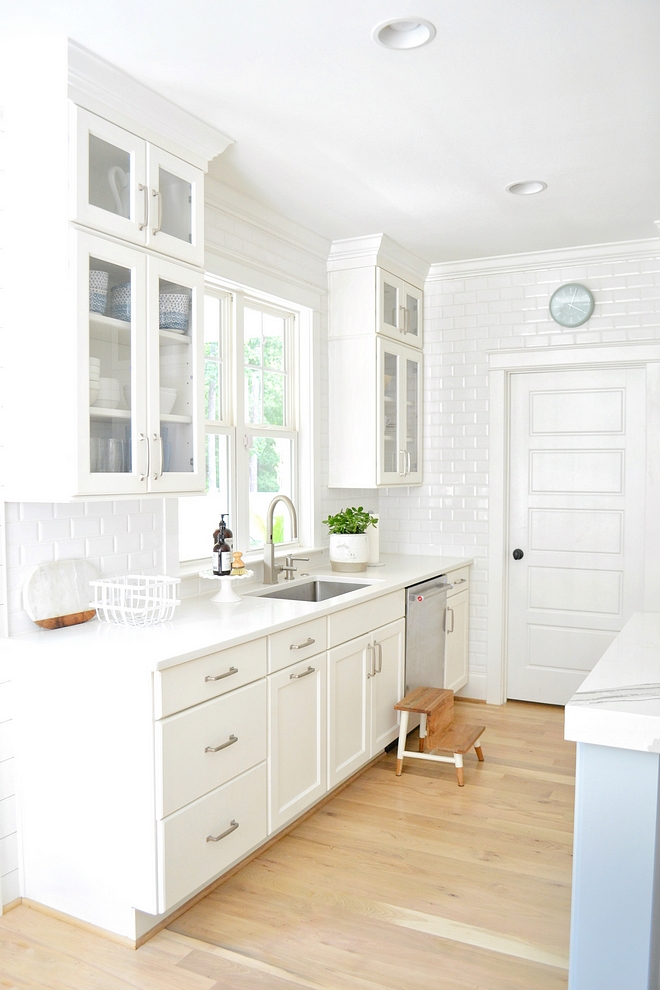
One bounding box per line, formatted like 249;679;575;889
512;549;524;560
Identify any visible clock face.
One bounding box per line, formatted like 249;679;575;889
549;283;594;327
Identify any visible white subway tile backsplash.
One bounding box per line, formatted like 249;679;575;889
71;517;102;539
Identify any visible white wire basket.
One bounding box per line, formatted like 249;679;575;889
90;575;181;627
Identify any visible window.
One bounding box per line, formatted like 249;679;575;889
178;282;302;563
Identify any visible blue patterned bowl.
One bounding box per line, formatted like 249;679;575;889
159;292;190;332
110;282;131;322
89;270;109;314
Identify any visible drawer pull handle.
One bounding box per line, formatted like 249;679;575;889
453;578;466;584
290;666;315;679
206;820;239;843
205;734;238;754
290;637;315;651
205;666;238;682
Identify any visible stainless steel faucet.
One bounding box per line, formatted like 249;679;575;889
263;495;298;584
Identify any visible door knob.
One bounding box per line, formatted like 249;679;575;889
512;549;524;560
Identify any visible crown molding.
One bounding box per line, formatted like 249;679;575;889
427;237;660;282
205;176;331;265
327;233;430;286
68;39;233;170
205;243;325;311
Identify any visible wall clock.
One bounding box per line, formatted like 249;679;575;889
549;283;595;327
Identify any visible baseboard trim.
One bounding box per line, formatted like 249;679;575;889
21;899;137;948
2;897;22;914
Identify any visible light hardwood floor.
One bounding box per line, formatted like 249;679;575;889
0;700;574;990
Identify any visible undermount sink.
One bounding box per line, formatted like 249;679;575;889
255;579;370;603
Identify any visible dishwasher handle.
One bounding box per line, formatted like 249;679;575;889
408;583;452;604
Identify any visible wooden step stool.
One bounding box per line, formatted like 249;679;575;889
394;687;485;786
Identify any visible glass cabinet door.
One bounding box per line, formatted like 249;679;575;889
404;353;422;483
73;107;147;245
80;233;148;494
403;286;423;346
147;258;204;493
377;269;403;342
147;146;205;267
377;339;422;486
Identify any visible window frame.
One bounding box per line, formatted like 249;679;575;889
178;275;309;566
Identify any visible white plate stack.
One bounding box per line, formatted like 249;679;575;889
160;387;178;414
160;351;186;388
89;357;100;405
93;377;122;409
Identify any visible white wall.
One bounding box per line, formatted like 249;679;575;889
379;238;660;698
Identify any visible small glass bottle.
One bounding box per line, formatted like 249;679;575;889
213;513;233;552
212;521;232;576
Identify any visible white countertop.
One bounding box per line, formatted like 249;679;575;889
3;554;470;674
564;612;660;753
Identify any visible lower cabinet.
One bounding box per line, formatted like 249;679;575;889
327;618;405;790
268;654;327;833
445;588;469;693
158;762;267;912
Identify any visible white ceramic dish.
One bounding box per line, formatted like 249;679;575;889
160;387;177;414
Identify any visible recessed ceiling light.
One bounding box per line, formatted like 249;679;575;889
373;18;436;50
506;180;548;196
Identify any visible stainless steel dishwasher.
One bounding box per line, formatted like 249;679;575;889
405;574;452;693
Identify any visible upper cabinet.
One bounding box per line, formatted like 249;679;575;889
327;235;429;488
72;107;205;267
377;270;423;348
0;36;232;501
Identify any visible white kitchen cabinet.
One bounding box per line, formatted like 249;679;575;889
77;232;205;495
445;587;470;693
268;654;327;833
327;618;405;789
328;336;422;488
1;37;230;501
376;268;423;348
72;106;205;267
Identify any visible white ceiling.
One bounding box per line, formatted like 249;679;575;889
4;1;660;263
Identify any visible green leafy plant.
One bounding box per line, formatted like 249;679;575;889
322;507;378;535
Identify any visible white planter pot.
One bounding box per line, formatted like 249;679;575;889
329;533;369;572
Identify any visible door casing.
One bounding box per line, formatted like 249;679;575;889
487;340;660;705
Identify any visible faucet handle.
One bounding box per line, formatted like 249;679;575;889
285;555;309;564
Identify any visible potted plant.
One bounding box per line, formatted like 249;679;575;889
322;507;378;572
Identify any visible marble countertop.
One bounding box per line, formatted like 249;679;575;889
2;554;471;675
565;612;660;753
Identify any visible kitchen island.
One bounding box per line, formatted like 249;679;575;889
564;611;660;990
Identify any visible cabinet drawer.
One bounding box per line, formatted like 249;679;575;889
156;679;267;818
327;591;405;648
158;762;267;912
268;617;327;673
447;566;470;596
155;638;267;718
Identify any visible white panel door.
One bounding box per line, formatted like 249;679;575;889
507;368;646;704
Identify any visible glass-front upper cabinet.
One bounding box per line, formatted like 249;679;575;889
377;338;422;486
72;107;204;266
376;269;423;349
79;232;148;495
146;257;204;493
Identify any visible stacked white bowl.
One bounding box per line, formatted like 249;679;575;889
160;351;186;388
94;377;122;409
89;357;101;405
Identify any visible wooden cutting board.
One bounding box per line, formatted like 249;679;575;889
23;559;99;629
